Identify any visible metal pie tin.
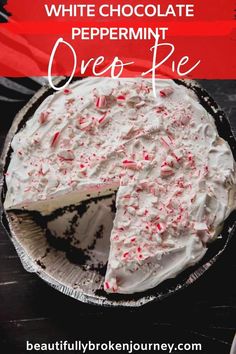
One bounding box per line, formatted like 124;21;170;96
1;77;235;307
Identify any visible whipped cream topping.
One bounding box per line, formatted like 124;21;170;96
4;77;236;294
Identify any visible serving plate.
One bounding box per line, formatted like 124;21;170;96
1;77;236;307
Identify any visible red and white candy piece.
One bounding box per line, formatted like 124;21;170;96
116;95;126;103
80;120;94;131
171;150;182;163
160;164;174;177
51;131;60;147
76;115;86;128
63;88;72;95
122;159;139;170
164;156;175;167
187;153;195;168
98;113;110;127
104;277;118;293
95;95;107;109
135;101;146;108
136;82;150;94
123;251;130;259
160;137;171;149
156;222;166;233
77;115;94;132
39;111;49;125
104;281;110;290
159;87;174;97
121;126;141;140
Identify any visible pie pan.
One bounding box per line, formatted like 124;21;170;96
1;77;236;307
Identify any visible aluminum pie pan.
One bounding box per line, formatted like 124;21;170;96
0;77;236;308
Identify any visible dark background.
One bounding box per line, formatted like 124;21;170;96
0;80;235;354
0;1;11;22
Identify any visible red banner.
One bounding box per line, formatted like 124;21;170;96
0;0;236;78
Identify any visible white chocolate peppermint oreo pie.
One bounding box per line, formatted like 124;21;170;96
4;78;236;294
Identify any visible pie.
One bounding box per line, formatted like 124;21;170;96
4;78;236;294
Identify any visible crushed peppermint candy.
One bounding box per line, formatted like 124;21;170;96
63;88;72;95
159;87;174;97
51;131;60;147
122;160;140;170
95;95;107;109
160;164;175;177
98;113;110;126
39;111;49;125
117;95;126;103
